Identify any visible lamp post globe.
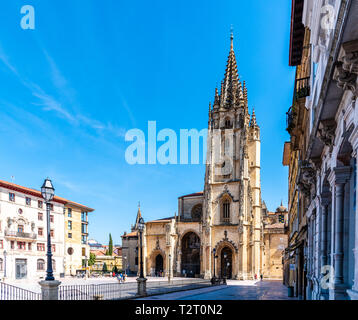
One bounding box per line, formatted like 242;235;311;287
41;178;55;202
41;178;55;281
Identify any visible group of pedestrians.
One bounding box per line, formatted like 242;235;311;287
115;272;127;283
254;274;264;281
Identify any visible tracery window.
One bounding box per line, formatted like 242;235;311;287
222;198;231;223
191;204;203;222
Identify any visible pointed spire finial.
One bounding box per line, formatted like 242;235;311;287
230;25;234;50
250;108;258;128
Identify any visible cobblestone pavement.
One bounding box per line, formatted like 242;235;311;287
140;280;297;300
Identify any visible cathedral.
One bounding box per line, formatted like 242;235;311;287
122;34;288;280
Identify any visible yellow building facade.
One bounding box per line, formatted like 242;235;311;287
63;202;94;275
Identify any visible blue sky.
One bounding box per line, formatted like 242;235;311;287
0;0;294;245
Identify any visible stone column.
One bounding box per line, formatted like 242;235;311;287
329;166;351;299
320;201;329;300
39;280;61;300
320;202;329;268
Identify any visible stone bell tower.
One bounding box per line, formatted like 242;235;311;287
202;32;263;280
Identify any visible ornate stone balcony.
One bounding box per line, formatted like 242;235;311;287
4;229;37;240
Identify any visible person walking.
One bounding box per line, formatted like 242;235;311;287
260;274;263;281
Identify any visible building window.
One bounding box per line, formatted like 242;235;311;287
37;243;45;251
50;230;54;238
38;200;43;209
222;199;230;223
0;258;3;271
10;241;14;249
135;257;138;266
38;228;43;236
68;221;72;230
81;223;87;234
68;233;72;238
52;259;56;271
81;235;87;244
9;193;15;202
82;248;86;256
52;244;56;252
37;259;45;270
26;197;31;206
28;243;32;251
0;240;3;249
50;215;54;223
68;208;72;218
38;212;43;221
81;211;87;222
49;204;54;211
18;225;24;233
17;242;26;250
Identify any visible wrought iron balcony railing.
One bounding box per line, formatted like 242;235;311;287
294;77;310;101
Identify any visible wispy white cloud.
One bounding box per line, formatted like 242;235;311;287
0;44;128;140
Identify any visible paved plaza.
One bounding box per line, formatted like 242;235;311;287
4;276;190;294
138;280;297;300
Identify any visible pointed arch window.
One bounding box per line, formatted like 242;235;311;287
224;118;233;129
222;198;231;223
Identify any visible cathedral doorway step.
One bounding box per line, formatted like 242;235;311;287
221;247;233;279
181;232;201;278
155;254;164;276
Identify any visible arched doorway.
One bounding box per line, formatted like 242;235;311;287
155;254;163;276
181;232;200;277
221;247;233;279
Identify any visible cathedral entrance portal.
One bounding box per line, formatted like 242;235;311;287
181;232;200;278
220;247;233;279
155;254;164;276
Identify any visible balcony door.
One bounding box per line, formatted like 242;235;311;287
15;259;27;279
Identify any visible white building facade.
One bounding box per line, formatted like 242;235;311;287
0;180;66;281
291;0;358;300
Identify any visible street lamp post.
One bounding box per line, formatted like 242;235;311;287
3;250;7;280
123;256;127;275
168;254;172;283
41;178;55;281
39;178;61;300
223;252;227;285
136;217;147;296
211;248;217;285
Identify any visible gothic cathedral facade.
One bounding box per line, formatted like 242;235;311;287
123;35;287;280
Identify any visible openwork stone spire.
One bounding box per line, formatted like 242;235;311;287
221;32;240;108
250;108;259;128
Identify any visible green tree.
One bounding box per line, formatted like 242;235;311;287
108;233;113;256
112;266;119;274
88;253;96;267
102;262;108;273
